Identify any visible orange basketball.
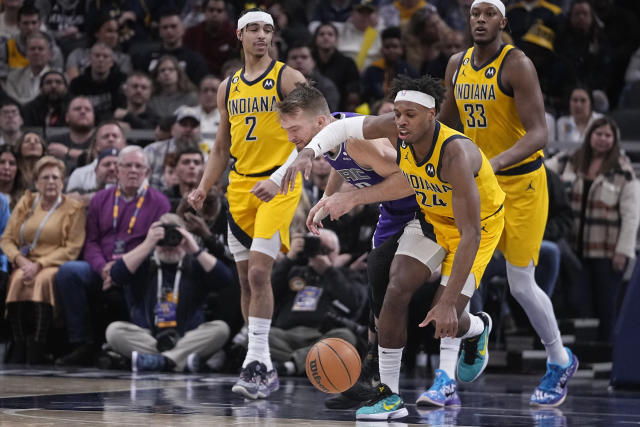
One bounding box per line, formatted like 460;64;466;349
305;337;361;394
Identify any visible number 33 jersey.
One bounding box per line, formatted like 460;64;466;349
453;44;543;171
397;121;504;227
226;60;292;176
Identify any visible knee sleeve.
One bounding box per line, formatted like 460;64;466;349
506;261;536;302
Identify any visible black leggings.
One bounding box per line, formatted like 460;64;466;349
7;301;53;342
367;229;404;324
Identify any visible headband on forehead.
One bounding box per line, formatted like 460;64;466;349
394;90;435;109
237;11;274;30
470;0;505;16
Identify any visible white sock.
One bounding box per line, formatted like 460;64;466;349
378;346;403;394
243;316;273;371
459;314;484;339
505;261;568;366
439;337;460;379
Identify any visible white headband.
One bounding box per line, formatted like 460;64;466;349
394;90;435;109
237;11;274;30
470;0;505;16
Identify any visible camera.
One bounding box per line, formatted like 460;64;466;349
302;235;328;258
157;223;183;247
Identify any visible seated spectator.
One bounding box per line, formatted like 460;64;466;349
42;0;87;56
312;23;360;111
267;229;363;375
65;14;132;81
22;70;69;129
310;0;353;26
0;0;22;39
556;87;602;143
268;0;312;60
66;121;127;194
131;10;209;87
0;145;25;209
68;43;127;122
286;42;340;112
183;0;238;79
162;152;179;190
421;28;464;79
145;106;202;190
362;26;418;104
47;96;95;170
106;213;233;372
379;0;434;28
163;146;204;212
67;148;120;207
0;5;64;80
15;131;45;189
0;99;23;146
194;75;221;153
147;55;198;119
4;32;57;105
403;6;445;73
113;72;160;132
546;117;640;342
1;156;86;364
371;99;394;115
54;146;171;366
334;0;384;71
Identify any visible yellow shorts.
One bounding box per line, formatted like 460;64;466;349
433;207;505;287
227;171;302;253
496;166;548;267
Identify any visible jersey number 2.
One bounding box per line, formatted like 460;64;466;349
463;103;487;128
245;116;257;141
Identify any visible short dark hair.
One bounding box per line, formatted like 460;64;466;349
389;74;445;113
18;4;40;20
381;26;402;41
313;22;338;42
286;41;313;60
158;9;181;22
175;145;204;163
0;98;21;111
277;82;330;116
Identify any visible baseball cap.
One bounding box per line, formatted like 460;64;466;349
97;147;119;164
354;0;377;12
174;105;201;123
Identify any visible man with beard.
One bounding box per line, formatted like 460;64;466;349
145;106;202;190
184;0;238;78
55;146;171;366
22;70;69;129
164;146;204;212
105;213;233;373
47;96;95;170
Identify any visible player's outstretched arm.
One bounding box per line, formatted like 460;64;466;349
281;114;398;193
421;140;481;338
438;51;464;131
189;78;232;211
488;51;547;172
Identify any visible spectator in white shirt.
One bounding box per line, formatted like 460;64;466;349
556;87;602;144
4;32;55;105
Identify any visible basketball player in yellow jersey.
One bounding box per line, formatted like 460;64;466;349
282;75;504;420
187;9;306;400
438;0;579;407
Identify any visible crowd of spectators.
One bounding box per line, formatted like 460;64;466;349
0;0;639;373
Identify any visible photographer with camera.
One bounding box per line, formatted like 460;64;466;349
105;213;234;372
265;228;366;376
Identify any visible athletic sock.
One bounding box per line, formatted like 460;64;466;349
459;313;485;339
378;346;403;394
545;337;570;367
243;316;273;371
439;337;460;379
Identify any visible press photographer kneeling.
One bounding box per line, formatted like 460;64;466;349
105;213;234;372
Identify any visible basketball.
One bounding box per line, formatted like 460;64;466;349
305;337;362;394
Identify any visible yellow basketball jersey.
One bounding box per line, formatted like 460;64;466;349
226;60;292;176
398;121;505;224
453;44;543;171
7;39;29;69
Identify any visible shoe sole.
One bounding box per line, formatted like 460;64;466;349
356;407;409;420
416;395;445;407
232;384;259;400
257;383;279;399
458;312;493;383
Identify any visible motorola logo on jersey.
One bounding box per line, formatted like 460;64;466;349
232;76;239;84
425;163;435;177
485;67;496;78
263;79;275;89
463;58;469;65
401;140;407;149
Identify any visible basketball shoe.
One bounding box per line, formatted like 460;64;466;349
232;360;265;399
355;384;408;420
325;343;379;409
416;369;461;407
530;348;579;407
258;368;280;398
457;311;492;382
131;351;167;372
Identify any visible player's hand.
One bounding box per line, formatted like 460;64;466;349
187;188;206;211
281;148;314;194
250;179;279;202
306;202;328;235
420;302;458;338
612;252;628;272
319;192;357;221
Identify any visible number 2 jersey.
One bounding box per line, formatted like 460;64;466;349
323;113;418;247
226;59;292;176
397;121;504;230
453;44;543;171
